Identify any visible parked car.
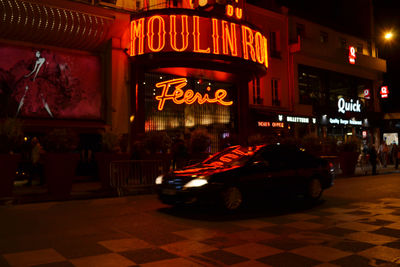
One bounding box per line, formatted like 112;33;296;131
156;144;335;210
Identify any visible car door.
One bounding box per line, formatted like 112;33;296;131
244;146;298;195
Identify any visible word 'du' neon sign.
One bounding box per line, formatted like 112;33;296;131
155;78;233;111
130;13;268;68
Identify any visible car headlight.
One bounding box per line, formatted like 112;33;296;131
183;178;208;188
155;175;163;185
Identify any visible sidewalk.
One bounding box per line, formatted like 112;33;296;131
337;163;400;178
4;164;400;205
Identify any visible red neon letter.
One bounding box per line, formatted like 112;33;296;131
235;8;242;19
254;31;265;64
226;5;234;17
170;15;189;52
193;16;210;53
147;15;166;52
130;18;145;56
155;78;187;110
212;18;220;55
263;36;268;68
222;21;238;56
242;25;256;62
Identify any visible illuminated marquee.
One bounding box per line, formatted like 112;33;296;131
257;121;284;128
155;78;233;111
130;13;268;68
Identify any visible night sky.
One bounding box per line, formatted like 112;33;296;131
373;0;400;112
247;0;400;112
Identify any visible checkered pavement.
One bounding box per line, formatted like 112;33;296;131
2;197;400;266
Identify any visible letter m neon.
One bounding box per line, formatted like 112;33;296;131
130;18;145;56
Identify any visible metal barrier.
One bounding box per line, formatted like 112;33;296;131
110;160;170;196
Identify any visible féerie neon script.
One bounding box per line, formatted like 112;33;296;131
155;78;233;111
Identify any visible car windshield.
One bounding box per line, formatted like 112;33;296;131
202;145;265;167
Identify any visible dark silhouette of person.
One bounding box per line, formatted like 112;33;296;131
368;144;377;175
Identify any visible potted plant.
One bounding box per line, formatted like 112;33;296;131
189;128;211;163
43;128;79;200
0;118;23;197
143;131;172;172
338;137;360;176
95;130;130;190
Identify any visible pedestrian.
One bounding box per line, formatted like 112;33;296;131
171;138;187;170
393;143;400;169
368;144;377;175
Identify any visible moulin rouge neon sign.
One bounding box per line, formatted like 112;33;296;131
155;78;233;111
130;13;268;68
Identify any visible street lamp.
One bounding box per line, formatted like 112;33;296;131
384;31;393;41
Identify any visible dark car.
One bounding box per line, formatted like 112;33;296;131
156;144;335;210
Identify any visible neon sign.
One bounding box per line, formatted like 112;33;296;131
364;89;370;99
338;98;361;114
257;121;284;128
329;118;362;126
130;13;268;68
349;46;356;64
380;86;389;98
155;78;233;111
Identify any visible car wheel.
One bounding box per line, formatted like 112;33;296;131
221;186;243;211
306;178;323;201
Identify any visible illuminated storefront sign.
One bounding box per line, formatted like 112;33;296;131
257;121;284;128
155;78;233;111
364;89;370;99
130;13;268;68
349;46;356;64
278;115;315;124
338;98;361;114
380;86;389;98
329;118;362;126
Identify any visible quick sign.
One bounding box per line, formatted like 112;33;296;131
130;13;268;68
155;78;233;110
349;46;356;64
338;98;361;114
380;86;389;98
363;89;370;99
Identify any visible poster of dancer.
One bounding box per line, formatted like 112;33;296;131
0;44;102;119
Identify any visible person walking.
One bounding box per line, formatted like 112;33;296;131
368;144;378;175
393;143;399;169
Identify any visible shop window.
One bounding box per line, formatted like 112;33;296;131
251;78;262;104
320;31;328;43
143;73;236;153
296;23;305;40
271;79;280;106
270;31;281;58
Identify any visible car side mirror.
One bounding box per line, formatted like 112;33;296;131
252;160;269;168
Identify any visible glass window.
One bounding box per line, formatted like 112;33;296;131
143;72;237;153
270;31;281;58
296;23;305;40
340;38;347;49
356;43;363;54
320;31;328;43
271;79;281;106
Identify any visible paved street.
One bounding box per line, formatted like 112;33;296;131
1;173;400;267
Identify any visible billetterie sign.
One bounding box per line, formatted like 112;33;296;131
130;13;268;68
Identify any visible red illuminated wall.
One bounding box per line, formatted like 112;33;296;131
0;44;101;119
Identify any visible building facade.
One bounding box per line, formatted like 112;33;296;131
0;0;386;154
